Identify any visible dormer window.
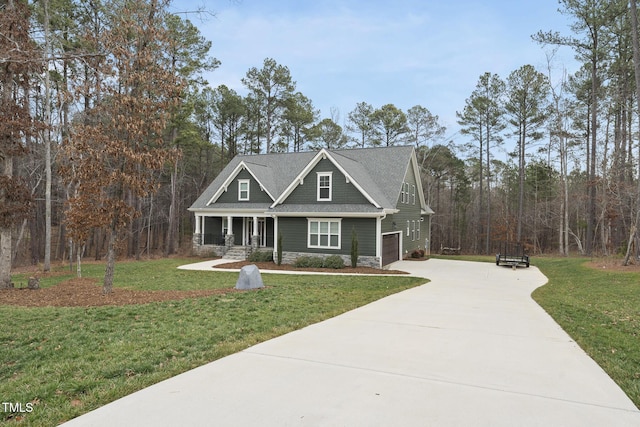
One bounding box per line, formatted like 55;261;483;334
317;172;332;201
238;179;250;201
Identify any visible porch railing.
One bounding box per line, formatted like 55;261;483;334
203;233;225;245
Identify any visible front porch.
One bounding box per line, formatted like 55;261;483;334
192;214;274;259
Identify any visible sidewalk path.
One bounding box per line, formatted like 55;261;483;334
61;259;640;426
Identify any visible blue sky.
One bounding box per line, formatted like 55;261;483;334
175;0;578;142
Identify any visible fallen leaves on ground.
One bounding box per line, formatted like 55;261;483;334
0;278;236;308
214;260;409;275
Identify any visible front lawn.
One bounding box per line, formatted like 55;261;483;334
531;257;640;408
1;258;425;426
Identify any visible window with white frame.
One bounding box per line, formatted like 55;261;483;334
417;218;421;241
317;172;332;201
412;184;416;205
412;220;416;241
406;220;410;237
401;182;405;203
308;219;341;249
238;179;250;201
405;182;410;204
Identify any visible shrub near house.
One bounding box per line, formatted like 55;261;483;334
189;146;434;268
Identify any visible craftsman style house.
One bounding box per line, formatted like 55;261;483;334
188;145;433;268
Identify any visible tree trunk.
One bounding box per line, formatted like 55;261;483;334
43;0;53;272
517;125;525;243
0;4;14;288
103;226;117;294
478;128;483;253
562;135;570;256
76;244;85;278
13;218;28;264
164;160;178;256
146;195;153;258
0;156;13;289
586;32;598;256
485;127;491;255
624;0;640;265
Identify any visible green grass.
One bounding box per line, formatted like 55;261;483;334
10;258;234;291
1;258;425;426
531;257;640;409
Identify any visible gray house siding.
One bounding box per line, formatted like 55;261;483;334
279;217;376;256
285;159;371;205
216;169;272;204
381;163;426;257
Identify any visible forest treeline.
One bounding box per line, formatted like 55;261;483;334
2;0;640;290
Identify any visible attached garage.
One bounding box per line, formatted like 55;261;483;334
382;233;400;265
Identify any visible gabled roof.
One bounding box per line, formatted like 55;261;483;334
271;148;384;208
188;145;431;214
189;151;315;210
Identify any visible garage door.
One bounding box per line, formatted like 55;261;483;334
382;233;400;265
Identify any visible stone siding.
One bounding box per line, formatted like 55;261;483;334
281;251;381;269
192;244;225;258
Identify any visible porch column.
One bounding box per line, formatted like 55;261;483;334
194;214;201;234
251;216;259;249
375;216;382;260
273;216;279;261
192;214;203;248
225;216;234;248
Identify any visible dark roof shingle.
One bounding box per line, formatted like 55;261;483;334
189;146;421;212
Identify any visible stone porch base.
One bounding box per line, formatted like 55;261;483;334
280;251;381;269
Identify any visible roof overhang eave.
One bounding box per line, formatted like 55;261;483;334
189;208;270;215
269;211;387;218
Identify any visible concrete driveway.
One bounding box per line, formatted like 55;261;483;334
61;259;640;426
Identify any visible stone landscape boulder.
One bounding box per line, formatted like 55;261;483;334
235;264;264;290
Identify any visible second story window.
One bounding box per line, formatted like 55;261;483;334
317;172;332;201
238;179;250;201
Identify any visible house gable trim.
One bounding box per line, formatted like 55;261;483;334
399;149;429;213
206;161;276;206
271;149;382;209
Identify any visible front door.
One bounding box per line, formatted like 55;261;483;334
244;218;266;246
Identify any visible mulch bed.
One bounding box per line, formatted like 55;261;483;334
1;259;411;308
0;278;237;308
213;260;409;275
586;257;640;272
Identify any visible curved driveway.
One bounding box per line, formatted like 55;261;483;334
62;259;640;426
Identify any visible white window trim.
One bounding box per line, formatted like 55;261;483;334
238;179;250;201
308;218;341;249
412;184;416;205
401;183;405;203
317;172;332;201
412;220;416;241
406;220;410;237
417;218;421;241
